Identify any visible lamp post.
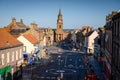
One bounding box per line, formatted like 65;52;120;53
64;55;67;67
43;31;47;49
39;30;40;49
58;55;61;72
57;55;64;80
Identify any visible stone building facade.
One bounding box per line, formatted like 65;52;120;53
55;9;68;42
39;27;54;46
0;28;23;79
102;11;117;80
112;11;120;80
4;17;29;39
5;17;28;31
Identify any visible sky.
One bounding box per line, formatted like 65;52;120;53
0;0;120;29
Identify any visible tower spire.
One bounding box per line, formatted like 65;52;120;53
59;9;62;16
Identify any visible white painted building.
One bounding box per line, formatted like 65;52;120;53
0;28;23;79
84;30;99;54
17;34;38;54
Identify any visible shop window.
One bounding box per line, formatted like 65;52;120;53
12;52;14;62
0;58;2;65
92;43;94;46
2;54;5;65
16;50;18;60
23;46;26;52
59;25;61;29
20;49;22;59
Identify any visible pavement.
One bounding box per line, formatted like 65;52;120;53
22;65;32;80
88;55;105;80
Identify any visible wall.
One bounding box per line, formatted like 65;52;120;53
88;31;98;53
17;36;35;54
0;45;23;75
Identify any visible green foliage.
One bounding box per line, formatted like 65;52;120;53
52;29;56;31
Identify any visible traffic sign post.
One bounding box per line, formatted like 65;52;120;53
29;57;33;65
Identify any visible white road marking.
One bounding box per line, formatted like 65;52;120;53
40;76;45;78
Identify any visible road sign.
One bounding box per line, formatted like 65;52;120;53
61;72;63;79
29;57;33;64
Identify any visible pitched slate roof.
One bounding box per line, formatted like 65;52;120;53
23;34;38;44
0;28;23;50
16;22;27;28
6;18;27;31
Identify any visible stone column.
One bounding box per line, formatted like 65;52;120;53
58;34;59;41
59;34;61;41
61;34;63;41
60;34;61;41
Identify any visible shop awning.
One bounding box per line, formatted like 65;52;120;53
0;65;11;76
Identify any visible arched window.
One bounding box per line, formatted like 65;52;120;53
59;25;61;29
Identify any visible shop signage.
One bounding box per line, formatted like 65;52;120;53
98;57;105;61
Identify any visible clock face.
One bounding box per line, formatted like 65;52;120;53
59;20;61;22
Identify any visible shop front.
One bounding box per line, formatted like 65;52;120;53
104;61;111;80
13;60;23;80
16;59;23;70
0;65;11;80
23;53;29;66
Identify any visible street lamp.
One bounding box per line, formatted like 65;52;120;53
58;55;61;72
57;55;64;80
43;31;47;49
64;55;67;67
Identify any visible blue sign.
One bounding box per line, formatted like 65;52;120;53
43;46;46;49
23;54;28;58
29;57;33;64
32;54;34;57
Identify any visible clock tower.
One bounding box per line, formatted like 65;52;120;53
57;9;63;31
55;9;67;42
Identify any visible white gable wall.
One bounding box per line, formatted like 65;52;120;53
87;31;98;54
17;36;35;54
